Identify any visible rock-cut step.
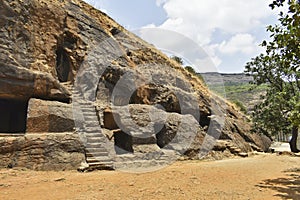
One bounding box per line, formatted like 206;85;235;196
86;151;109;157
87;161;114;170
86;143;108;149
226;144;248;157
72;99;114;171
84;135;114;170
86;156;113;163
84;149;114;170
86;137;106;143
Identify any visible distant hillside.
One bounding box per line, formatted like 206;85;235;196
200;73;266;114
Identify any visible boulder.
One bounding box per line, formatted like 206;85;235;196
105;104;205;154
0;133;85;170
26;98;75;132
0;65;71;102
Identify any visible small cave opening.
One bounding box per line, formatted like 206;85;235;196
113;130;134;154
110;27;121;36
156;125;177;148
199;111;211;128
56;46;71;82
0;99;28;133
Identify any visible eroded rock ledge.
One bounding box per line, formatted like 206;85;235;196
0;133;85;170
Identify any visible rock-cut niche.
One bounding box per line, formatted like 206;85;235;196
0;99;28;133
56;45;71;82
55;30;80;83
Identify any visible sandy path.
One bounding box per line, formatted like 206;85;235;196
0;154;300;200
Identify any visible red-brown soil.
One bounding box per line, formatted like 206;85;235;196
1;154;300;200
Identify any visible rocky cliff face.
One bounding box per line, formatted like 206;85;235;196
0;0;271;171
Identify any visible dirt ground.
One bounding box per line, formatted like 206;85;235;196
1;153;300;200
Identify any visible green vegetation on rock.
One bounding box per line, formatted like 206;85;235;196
170;55;184;65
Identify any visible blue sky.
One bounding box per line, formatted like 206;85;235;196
83;0;280;73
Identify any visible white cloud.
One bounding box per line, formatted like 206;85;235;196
194;56;222;73
137;28;221;72
82;0;278;72
83;0;108;13
141;0;276;72
157;0;273;44
218;34;262;55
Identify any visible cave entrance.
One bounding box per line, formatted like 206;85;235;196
113;130;133;154
0;99;28;133
56;46;72;82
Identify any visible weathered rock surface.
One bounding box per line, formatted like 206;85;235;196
104;104;205;155
0;133;85;170
26;98;75;132
0;0;272;170
0;65;71;102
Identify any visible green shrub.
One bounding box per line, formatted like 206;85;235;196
232;100;247;113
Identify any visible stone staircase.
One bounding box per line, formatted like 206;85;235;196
72;89;115;171
60;81;73;95
226;143;248;157
71;86;250;171
69;84;194;172
70;84;178;172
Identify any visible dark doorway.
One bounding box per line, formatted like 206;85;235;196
56;46;71;82
114;130;133;154
0;99;28;133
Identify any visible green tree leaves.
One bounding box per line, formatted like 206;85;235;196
245;0;300;151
